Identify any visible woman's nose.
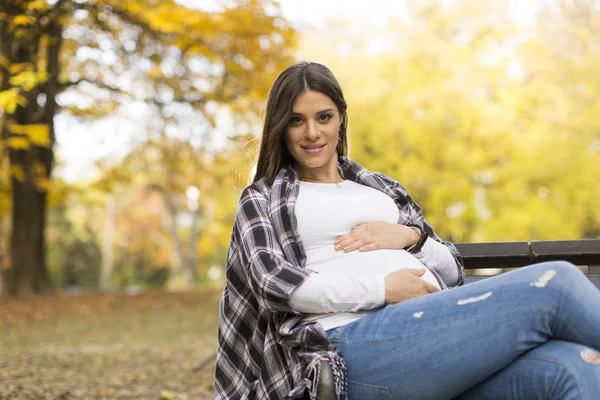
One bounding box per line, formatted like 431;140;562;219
305;120;319;138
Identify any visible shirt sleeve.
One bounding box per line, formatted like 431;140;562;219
233;186;314;314
414;237;461;287
412;217;464;288
375;172;465;287
289;273;386;313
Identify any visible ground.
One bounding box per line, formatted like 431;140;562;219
0;289;222;400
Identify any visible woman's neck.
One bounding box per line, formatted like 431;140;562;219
295;165;342;183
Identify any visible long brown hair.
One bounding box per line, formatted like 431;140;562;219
252;62;349;184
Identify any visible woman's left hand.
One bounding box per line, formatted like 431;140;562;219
334;222;420;253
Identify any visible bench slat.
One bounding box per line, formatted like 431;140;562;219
455;242;531;269
531;240;600;265
455;240;600;269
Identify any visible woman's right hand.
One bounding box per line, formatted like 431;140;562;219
384;269;440;304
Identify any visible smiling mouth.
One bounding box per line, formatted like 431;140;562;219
300;144;326;154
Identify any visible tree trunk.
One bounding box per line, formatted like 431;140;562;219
99;195;116;291
162;192;193;290
4;20;62;296
188;206;199;281
9;163;53;296
0;216;6;296
8;130;54;297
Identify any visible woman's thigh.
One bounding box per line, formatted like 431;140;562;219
327;261;600;400
456;340;600;400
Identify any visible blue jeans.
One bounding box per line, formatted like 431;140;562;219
326;261;600;400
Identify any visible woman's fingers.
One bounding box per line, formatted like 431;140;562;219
357;241;381;252
408;269;439;293
384;269;440;304
424;281;441;293
407;268;426;277
335;235;373;252
334;224;374;250
335;221;411;251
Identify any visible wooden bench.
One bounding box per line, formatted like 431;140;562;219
457;239;600;288
315;239;600;399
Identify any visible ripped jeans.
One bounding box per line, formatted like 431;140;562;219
326;261;600;400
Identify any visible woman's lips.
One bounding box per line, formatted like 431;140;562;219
301;144;325;154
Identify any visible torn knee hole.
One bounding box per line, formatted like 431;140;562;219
530;270;556;288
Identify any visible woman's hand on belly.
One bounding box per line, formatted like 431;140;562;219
334;222;419;253
384;268;440;304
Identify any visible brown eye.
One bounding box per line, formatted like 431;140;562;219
289;116;303;125
318;113;332;122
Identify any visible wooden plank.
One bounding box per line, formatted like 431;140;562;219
455;242;531;269
455;242;531;258
530;240;600;265
455;240;600;269
530;240;600;256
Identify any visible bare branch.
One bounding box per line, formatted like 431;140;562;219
41;0;72;19
60;77;130;95
191;352;216;372
72;2;165;40
62;78;206;107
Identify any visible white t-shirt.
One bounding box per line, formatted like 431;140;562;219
290;179;457;331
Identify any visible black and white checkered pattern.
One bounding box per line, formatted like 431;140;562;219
215;157;464;399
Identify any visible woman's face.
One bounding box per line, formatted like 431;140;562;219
283;90;342;177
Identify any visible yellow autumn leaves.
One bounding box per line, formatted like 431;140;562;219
2;0;50;30
0;64;49;110
1;122;51;187
7;123;52;148
1;122;50;190
8;161;48;189
10;14;36;27
0;65;50;166
0;88;27;114
9;68;49;92
25;0;48;12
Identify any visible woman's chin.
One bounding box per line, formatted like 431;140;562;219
294;153;336;170
298;159;328;170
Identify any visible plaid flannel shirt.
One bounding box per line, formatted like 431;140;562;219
215;156;465;400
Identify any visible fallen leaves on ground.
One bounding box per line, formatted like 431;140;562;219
0;289;222;400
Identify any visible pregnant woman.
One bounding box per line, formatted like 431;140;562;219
215;61;600;400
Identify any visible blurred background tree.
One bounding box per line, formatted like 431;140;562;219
0;0;295;296
0;0;598;297
298;0;600;242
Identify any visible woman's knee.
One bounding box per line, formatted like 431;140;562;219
521;341;600;399
529;260;579;273
546;260;581;275
517;357;584;399
527;261;585;287
460;341;599;400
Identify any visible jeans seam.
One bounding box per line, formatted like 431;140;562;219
552;279;565;334
520;355;586;399
551;281;588;345
328;324;346;342
555;315;587;345
347;380;395;400
334;307;554;345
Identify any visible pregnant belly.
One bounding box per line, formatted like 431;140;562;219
305;246;442;289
